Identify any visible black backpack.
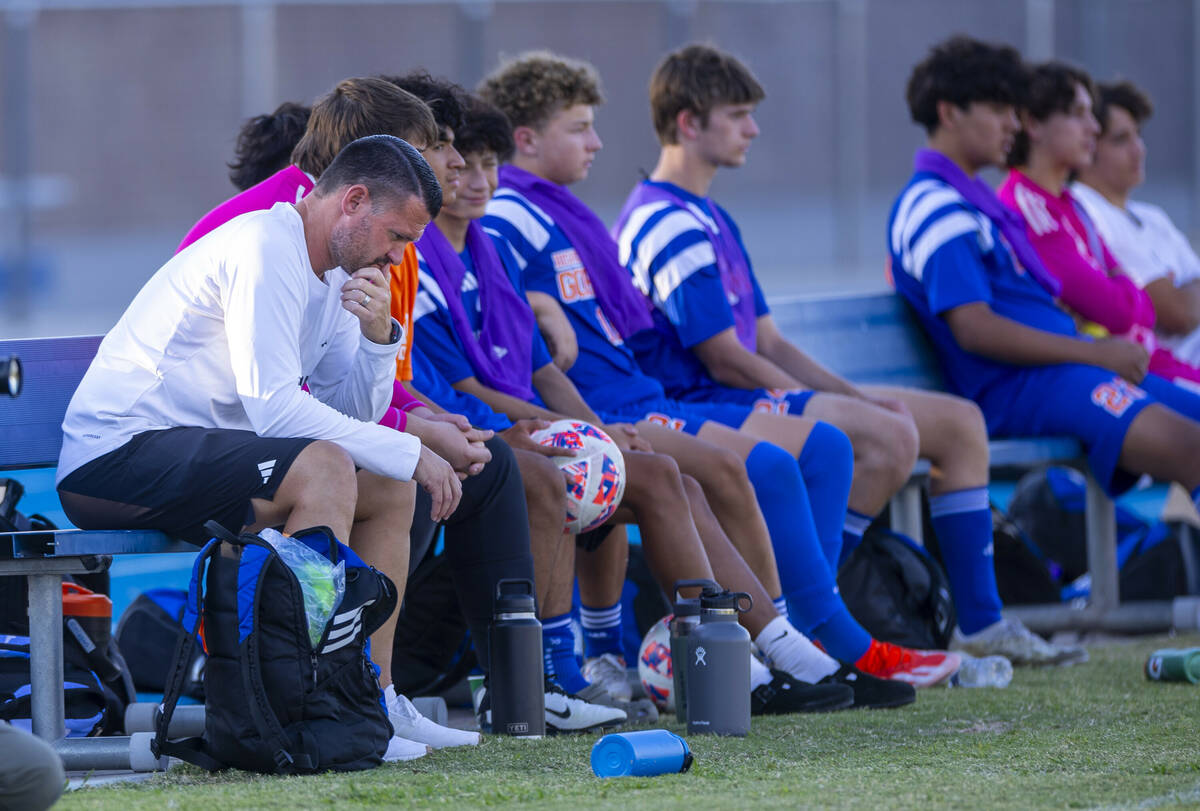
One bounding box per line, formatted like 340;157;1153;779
838;526;956;650
153;523;396;774
116;589;205;700
1005;466;1200;602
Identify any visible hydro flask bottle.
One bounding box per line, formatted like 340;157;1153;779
488;579;545;737
686;587;752;736
669;579;720;721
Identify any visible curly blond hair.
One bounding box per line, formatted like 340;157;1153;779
478;51;604;131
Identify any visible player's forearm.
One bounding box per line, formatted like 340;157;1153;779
697;344;800;390
531;364;604;424
1150;277;1200;335
454;377;555;422
944;304;1098;367
756;338;859;397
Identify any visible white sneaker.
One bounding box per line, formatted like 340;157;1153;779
544;679;626;734
582;653;633;702
383;735;431;762
385;685;481;748
951;618;1089;666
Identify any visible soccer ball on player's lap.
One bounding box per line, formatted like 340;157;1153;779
530;419;626;534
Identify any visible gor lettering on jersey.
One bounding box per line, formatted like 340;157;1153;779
554;248;594;303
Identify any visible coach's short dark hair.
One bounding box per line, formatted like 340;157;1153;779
454;96;515;161
906;35;1027;135
379;70;467;138
1096;79;1154;135
228;102;311;191
313;135;442;219
649;44;764;145
1007;60;1096;166
290;78;439;177
478;51;604;131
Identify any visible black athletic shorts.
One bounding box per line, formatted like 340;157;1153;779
57;427;315;545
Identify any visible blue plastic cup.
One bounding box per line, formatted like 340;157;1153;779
590;729;693;778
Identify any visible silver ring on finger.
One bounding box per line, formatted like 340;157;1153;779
362;292;371;305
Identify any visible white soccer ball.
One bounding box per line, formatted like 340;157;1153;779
530;419;626;534
637;615;675;712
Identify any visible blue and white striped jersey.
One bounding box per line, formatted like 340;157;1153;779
411;243;552;391
481;186;665;409
615;180;768;398
887;170;1077;401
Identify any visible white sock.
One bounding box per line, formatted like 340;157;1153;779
749;651;773;689
755;616;839;683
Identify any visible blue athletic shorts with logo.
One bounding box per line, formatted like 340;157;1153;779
678;384;817;417
599;397;753;436
977;366;1200;496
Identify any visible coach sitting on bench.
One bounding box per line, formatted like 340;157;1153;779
54;135;461;697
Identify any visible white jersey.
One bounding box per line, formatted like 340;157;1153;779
1072;182;1200;364
58;202;420;483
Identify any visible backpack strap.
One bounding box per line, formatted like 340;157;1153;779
152;538;223;769
237;549;315;773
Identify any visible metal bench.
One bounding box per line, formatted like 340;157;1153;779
768;291;1200;634
1;335;193;766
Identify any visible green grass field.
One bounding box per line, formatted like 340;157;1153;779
60;634;1200;810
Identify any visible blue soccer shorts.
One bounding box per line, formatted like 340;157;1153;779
678;384;817;417
599;397;753;435
977;365;1200;496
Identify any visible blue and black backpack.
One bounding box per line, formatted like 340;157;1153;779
152;522;396;774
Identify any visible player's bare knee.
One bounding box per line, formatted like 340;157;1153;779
626;452;684;506
940;399;989;465
522;454;568;519
288;440;356;504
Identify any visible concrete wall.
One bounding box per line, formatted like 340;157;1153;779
2;0;1197;336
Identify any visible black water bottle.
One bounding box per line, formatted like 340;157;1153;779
488;579;545;738
669;578;720;721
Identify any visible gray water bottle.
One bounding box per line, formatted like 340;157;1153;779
670;579;720;720
686;587;752;736
489;579;545;737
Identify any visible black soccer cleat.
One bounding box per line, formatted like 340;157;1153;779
751;668;854;715
818;664;916;709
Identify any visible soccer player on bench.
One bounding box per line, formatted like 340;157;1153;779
888;35;1200;597
478;52;960;688
614;43;1082;666
414;93;914;710
1072;80;1200;368
58;135;460;761
999;62;1200;390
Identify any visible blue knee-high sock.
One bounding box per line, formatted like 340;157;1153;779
1191;485;1200;516
796;422;856;569
745;442;872;663
930;487;1003;635
839;510;873;568
542;613;588;694
580;602;624;660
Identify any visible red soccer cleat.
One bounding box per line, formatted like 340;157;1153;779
855;640;961;688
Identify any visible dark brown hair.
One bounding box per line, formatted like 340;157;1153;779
291;77;438;176
1095;80;1153;135
649;44;764;145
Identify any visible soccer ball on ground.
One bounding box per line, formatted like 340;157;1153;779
529;419;626;534
637;615;675;713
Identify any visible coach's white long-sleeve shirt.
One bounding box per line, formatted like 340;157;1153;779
58;202;421;483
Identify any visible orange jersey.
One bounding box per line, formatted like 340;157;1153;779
388;243;419;381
